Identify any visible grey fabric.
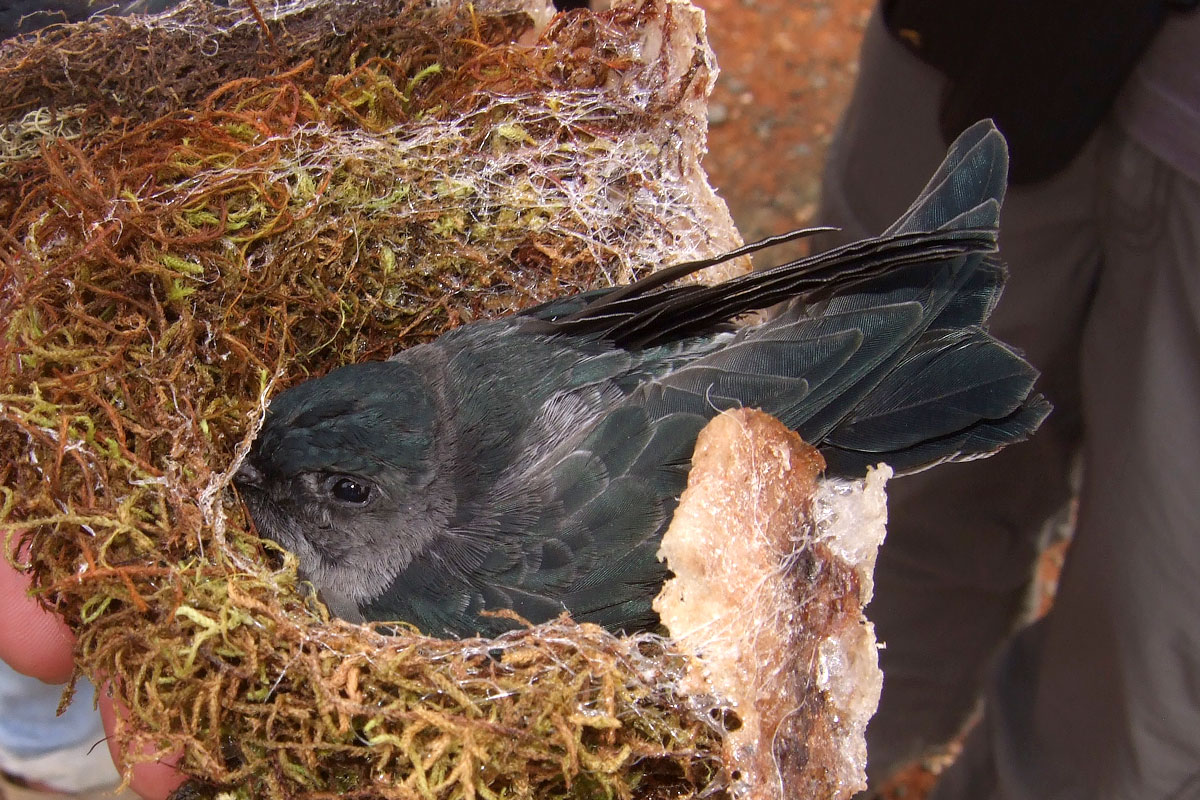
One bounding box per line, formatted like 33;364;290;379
1112;9;1200;185
0;665;119;793
818;10;1200;798
930;123;1200;800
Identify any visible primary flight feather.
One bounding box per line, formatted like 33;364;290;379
236;121;1049;638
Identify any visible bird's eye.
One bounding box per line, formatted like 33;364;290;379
329;476;372;505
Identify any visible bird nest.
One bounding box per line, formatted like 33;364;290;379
0;0;881;798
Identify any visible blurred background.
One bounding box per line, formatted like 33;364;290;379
699;0;872;244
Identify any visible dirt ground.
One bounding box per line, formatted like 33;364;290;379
697;0;872;244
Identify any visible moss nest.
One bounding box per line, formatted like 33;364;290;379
0;0;750;797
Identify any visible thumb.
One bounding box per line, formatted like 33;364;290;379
0;544;75;683
98;683;188;800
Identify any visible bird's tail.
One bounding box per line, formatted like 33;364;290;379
645;120;1049;476
884;118;1008;237
782;122;1049;474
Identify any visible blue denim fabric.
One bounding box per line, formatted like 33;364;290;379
0;661;104;759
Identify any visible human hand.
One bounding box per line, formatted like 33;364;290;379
0;549;185;799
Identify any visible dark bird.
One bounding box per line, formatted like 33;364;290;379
235;121;1050;638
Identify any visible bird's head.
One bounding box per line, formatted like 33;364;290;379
234;361;445;617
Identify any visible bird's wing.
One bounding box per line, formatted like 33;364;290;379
362;121;1050;635
360;332;702;636
525;226;996;348
524;119;1006;347
463;399;705;634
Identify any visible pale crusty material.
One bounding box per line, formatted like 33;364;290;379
654;408;889;799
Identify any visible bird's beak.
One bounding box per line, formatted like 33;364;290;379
234;459;264;488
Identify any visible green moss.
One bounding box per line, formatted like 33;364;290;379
0;0;735;797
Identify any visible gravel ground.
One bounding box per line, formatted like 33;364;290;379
699;0;872;245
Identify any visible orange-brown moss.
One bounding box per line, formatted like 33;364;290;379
0;0;740;797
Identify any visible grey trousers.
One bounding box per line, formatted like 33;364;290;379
817;12;1200;799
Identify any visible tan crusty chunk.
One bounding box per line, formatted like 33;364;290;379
655;408;889;799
